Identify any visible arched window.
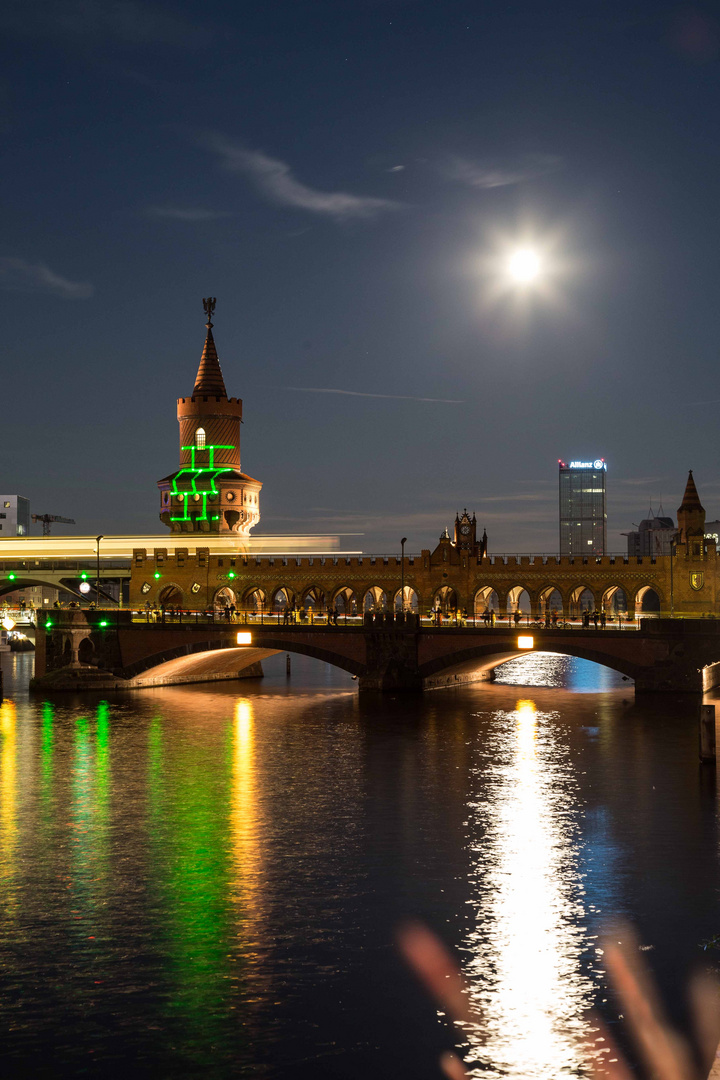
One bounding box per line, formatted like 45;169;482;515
195;428;206;449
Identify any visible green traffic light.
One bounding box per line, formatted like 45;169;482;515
80;572;88;580
8;573;15;581
99;621;108;628
154;572;161;580
228;571;236;579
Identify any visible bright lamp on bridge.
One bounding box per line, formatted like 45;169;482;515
236;632;252;645
79;582;91;594
2;617;15;632
518;635;534;650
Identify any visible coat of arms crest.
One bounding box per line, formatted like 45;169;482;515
691;571;704;591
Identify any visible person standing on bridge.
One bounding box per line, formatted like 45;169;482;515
601;610;607;629
593;610;599;629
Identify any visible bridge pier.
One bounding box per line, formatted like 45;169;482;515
358;628;422;693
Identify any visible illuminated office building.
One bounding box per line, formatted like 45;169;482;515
0;495;30;536
558;460;607;555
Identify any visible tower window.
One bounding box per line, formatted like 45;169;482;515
195;428;206;449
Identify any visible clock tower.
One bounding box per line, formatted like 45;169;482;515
453;510;487;559
454;509;476;551
157;298;262;535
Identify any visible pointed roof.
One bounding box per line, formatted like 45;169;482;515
678;470;704;514
193;324;228;396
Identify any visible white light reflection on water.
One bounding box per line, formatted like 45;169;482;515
494;652;627;692
463;684;600;1078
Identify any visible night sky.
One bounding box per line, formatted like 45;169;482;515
3;0;720;552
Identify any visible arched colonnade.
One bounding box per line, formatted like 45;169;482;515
148;579;664;619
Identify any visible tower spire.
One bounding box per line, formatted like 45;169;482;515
193;296;227;396
676;470;706;545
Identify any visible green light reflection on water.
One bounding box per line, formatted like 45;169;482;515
145;710;237;1064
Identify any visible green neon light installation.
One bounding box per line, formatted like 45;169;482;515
169;444;236;523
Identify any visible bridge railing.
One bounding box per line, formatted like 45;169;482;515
38;607;657;632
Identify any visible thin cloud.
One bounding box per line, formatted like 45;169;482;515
0;258;92;299
147;205;231;221
0;0;209;46
201;133;403;220
284;386;463;403
443;152;562;189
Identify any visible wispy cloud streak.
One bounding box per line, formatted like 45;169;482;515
284;386;463;403
0;258;93;299
443;152;562;189
201;133;402;220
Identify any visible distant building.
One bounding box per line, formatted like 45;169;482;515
624;507;676;557
0;496;30;536
558;460;607;555
705;519;720;545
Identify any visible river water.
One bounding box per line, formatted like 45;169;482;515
0;651;719;1079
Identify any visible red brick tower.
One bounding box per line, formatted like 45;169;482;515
158;298;262;534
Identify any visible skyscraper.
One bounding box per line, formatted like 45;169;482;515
558;459;607;555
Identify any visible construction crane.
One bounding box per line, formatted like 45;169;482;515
31;514;76;536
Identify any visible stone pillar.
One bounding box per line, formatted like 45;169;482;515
358;628;422;692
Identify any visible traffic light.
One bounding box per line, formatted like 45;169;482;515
80;572;88;580
228;570;236;580
154;571;162;580
7;573;16;582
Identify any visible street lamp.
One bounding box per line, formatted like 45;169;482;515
670;537;676;618
400;537;407;617
95;535;104;609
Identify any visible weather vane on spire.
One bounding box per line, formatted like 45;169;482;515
202;296;216;328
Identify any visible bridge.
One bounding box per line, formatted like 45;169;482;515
32;610;720;694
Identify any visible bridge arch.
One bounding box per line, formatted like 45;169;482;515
538;585;563;617
635;584;662;613
363;586;388;613
601;585;628;617
213;586;236;611
302;585;326;612
474;586;499;616
242;585;266;611
419;640;642;685
271;585;295;612
393;586;419;613
332;586;357;615
120;636;365;685
568;585;596;617
506;585;532;614
433;585;458;614
159;583;184;609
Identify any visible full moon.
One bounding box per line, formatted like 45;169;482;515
508;248;541;282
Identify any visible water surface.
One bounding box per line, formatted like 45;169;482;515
0;651;718;1078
